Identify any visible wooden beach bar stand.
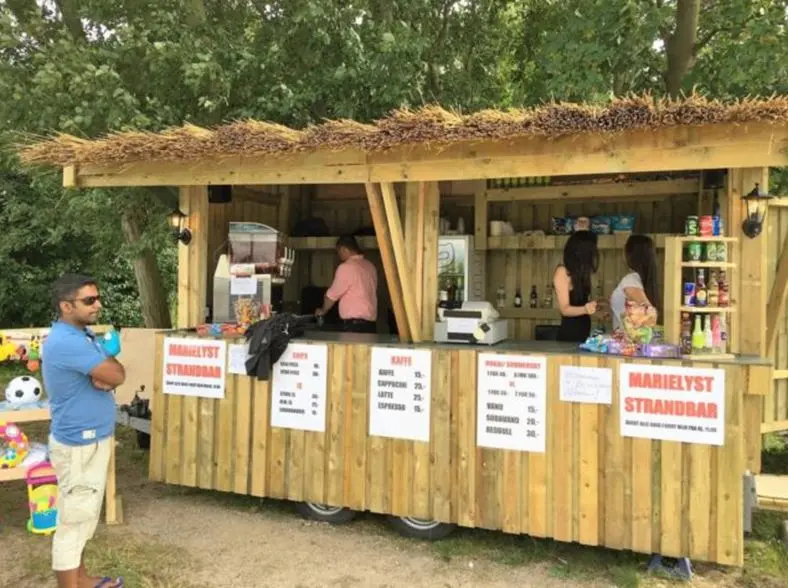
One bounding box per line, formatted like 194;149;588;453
21;96;788;567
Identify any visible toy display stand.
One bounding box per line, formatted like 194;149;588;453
26;461;58;535
0;404;122;525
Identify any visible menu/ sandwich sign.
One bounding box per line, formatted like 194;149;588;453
620;364;725;446
271;343;328;433
476;353;547;453
369;347;432;442
162;337;227;399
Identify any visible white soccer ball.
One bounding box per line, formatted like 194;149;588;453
4;375;43;406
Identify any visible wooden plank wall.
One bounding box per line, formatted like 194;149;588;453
150;335;763;566
766;205;788;430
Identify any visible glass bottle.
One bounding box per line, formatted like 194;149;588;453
514;288;522;308
691;315;705;352
694;269;707;307
529;285;538;308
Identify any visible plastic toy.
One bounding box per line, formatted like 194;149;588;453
4;375;43;406
100;328;121;357
25;461;58;535
0;422;29;468
26;336;41;372
0;332;18;362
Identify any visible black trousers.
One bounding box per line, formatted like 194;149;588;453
342;319;377;334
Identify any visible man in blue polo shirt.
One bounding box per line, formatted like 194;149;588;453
42;274;126;588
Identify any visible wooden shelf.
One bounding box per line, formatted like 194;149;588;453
487;233;668;251
679;306;735;313
681;262;735;268
677;237;738;243
0;465;31;482
289;236;379;250
0;406;50;424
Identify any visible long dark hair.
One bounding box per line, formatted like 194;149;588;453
625;235;659;308
563;230;599;295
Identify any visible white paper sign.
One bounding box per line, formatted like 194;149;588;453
271;343;328;433
560;366;613;405
620;364;725;446
162;337;227;399
230;276;257;296
369;347;432;442
477;353;547;452
227;343;251;376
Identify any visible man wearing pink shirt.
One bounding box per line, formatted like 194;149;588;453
315;236;378;333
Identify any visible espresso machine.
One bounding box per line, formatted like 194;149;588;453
212;222;295;324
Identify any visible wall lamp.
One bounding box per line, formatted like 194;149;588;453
167;209;192;245
741;183;773;239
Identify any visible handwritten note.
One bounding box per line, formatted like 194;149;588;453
559;366;613;405
227;343;251;376
230;276;257;296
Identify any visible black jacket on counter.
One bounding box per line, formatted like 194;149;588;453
243;313;313;380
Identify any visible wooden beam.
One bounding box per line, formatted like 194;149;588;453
766;230;788;357
474;191;488;250
178;186;209;328
69;122;788;187
421;182;440;339
761;419;788;434
403;182;426;320
380;182;422;342
63;164;77;188
364;183;410;341
485;178;698;203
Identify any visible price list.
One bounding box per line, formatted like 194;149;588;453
369;347;432;442
476;353;547;453
271;343;328;433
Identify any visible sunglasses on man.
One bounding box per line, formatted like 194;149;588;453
70;295;101;306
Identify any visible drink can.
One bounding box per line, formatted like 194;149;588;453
683;282;696;306
716;242;727;262
704;242;717;262
687;242;702;261
712;215;722;236
699;215;713;237
685;215;699;236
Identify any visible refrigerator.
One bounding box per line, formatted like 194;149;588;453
437;236;486;304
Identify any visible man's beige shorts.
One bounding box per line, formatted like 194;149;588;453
48;435;111;571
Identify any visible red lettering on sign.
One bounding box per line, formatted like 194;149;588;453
391;355;412;367
292;352;308;360
168;344;220;359
165;363;222;379
624;397;718;419
628;371;714;393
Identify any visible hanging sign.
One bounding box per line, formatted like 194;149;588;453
162;337;227;399
560;365;613;405
477;353;547;452
620;364;725;446
369;347;432;442
271;343;328;433
227;343;251;376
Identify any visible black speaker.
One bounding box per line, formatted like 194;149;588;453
208;185;232;203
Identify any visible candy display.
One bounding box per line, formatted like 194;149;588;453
550;214;636;235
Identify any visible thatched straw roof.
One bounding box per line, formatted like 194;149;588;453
17;94;788;168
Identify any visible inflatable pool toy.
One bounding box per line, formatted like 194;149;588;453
0;422;29;468
4;375;43;406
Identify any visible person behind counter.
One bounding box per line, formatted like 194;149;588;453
610;234;660;330
553;230;600;342
315;235;379;333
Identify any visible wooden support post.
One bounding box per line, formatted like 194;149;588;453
421;183;440;339
475;191;488;250
365;183;411;341
404;183;424;319
178;186;209;328
380;182;422;342
766;230;788;357
278;186;292;233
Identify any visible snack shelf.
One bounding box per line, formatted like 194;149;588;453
682;353;736;361
677;237;738;243
681;262;736;269
679;306;735;313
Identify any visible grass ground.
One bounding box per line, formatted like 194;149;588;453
0;363;786;587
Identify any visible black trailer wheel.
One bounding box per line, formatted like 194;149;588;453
385;516;456;540
294;501;358;524
136;431;151;450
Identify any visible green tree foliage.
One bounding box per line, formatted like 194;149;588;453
0;0;785;328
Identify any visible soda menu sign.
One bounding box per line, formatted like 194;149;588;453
162;337;227;399
369;347;432;442
271;343;328;433
620;364;725;446
476;353;547;453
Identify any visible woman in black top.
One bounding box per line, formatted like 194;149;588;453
552;230;600;342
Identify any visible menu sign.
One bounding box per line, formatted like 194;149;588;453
369;347;432;442
162;337;227;399
271;343;328;433
476;353;547;453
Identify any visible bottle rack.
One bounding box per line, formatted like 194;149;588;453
663;236;738;360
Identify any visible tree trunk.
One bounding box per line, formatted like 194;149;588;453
664;0;700;98
121;209;173;329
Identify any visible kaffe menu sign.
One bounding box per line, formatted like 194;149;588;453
369;347;432;442
271;343;328;433
476;353;547;452
162;337;227;399
620;363;725;446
